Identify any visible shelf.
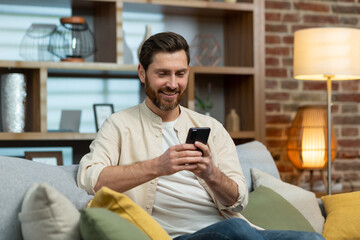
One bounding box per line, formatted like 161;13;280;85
0;132;96;141
0;0;71;8
0;60;137;71
0;60;139;78
122;0;254;14
123;0;254;9
229;131;255;139
76;0;255;15
0;132;255;141
190;66;255;75
0;132;255;142
0;61;253;73
0;131;254;141
0;61;255;77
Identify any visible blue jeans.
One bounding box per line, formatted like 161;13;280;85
174;218;325;240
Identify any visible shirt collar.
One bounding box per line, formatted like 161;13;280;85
140;101;162;123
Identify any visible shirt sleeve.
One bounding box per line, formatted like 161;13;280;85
77;117;121;194
210;121;249;212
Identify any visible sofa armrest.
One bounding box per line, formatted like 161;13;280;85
0;156;92;240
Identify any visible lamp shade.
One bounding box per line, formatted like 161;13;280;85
287;106;337;170
294;28;360;81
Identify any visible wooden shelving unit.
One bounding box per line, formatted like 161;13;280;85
0;0;265;162
0;60;138;133
0;132;96;141
0;61;139;161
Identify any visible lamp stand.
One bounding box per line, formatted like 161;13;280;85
296;170;328;192
326;75;334;195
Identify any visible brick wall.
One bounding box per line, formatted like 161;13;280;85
265;0;360;191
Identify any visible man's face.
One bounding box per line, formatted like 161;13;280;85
140;50;189;112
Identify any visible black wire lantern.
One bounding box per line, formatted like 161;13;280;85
48;16;96;62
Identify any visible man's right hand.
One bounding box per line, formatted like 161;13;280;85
94;143;202;193
154;143;203;176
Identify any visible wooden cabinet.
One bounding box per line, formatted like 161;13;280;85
0;0;265;162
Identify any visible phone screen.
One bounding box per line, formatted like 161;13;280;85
185;127;211;145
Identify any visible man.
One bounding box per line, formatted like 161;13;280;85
78;32;324;240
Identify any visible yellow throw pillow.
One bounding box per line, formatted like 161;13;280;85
88;187;171;240
321;191;360;240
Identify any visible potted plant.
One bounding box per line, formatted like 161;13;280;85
195;83;213;116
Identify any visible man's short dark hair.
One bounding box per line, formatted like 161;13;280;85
139;32;190;71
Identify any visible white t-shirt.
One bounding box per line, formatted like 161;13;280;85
152;120;224;238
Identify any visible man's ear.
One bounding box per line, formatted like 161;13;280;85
138;64;145;84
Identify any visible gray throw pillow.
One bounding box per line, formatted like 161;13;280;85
236;141;280;191
0;156;92;240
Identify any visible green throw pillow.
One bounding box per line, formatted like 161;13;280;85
241;186;315;232
80;208;150;240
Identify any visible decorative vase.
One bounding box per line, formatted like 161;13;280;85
1;73;27;133
137;25;151;58
123;30;134;64
226;109;240;132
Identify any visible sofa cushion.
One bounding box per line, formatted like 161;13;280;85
236;141;280;192
80;208;150;240
251;168;325;234
19;182;80;240
241;185;315;232
321;191;360;240
0;156;92;240
88;186;171;240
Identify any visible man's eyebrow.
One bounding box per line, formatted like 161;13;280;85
155;68;170;72
154;68;188;72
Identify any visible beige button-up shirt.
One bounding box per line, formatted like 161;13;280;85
77;102;249;220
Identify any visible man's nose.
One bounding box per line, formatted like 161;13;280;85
167;74;178;89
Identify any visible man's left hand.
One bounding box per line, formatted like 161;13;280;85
189;141;239;207
190;141;218;182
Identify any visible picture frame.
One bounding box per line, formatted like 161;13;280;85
24;151;63;166
93;104;114;132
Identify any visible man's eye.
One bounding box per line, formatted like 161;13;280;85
177;72;186;76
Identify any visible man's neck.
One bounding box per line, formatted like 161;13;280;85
145;98;180;122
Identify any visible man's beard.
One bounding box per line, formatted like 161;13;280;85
145;76;186;111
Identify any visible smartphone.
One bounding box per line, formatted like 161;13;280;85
185;127;211;145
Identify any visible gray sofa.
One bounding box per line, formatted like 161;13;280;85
0;141;325;240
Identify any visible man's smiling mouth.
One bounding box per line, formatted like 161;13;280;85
161;91;178;96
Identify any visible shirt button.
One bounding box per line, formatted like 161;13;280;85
146;205;150;209
150;180;155;184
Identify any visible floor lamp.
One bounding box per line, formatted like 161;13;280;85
287;105;337;191
293;27;360;195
